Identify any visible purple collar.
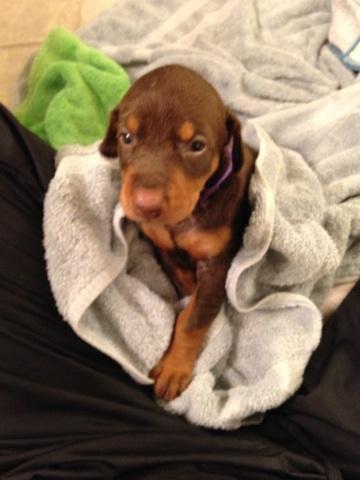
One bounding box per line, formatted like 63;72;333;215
199;136;234;207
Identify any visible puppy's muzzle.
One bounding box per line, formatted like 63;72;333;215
133;186;164;220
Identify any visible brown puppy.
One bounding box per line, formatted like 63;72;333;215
100;65;255;401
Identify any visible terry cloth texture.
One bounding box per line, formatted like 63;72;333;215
44;78;360;429
329;0;360;70
15;28;130;149
79;0;356;119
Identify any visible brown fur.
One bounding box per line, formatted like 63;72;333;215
100;65;256;401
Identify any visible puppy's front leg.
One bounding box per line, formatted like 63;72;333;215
149;256;230;401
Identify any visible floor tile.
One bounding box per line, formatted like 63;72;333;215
80;0;117;26
1;0;82;47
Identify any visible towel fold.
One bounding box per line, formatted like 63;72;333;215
329;0;360;71
80;0;355;119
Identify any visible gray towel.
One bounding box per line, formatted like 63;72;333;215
79;0;355;118
43;0;360;429
44;79;360;429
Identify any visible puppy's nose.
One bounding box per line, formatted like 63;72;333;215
134;187;163;219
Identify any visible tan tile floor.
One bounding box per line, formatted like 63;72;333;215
0;0;116;108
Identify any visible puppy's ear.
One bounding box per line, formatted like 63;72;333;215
226;110;243;172
100;107;120;158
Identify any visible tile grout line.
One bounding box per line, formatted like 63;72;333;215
0;42;42;50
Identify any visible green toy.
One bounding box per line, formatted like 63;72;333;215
15;27;130;149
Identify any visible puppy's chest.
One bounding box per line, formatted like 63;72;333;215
140;220;231;260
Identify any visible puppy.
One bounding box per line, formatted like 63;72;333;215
100;65;255;401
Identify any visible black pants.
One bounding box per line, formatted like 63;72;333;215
0;104;359;480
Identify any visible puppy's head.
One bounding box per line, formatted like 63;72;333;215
101;65;242;226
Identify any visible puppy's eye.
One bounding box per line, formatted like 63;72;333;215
119;132;133;145
190;139;206;152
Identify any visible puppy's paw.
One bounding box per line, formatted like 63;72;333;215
149;354;193;401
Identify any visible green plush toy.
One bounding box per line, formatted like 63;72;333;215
15;27;130;149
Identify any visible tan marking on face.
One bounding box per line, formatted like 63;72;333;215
175;226;232;260
165;168;203;223
127;115;140;134
120;154;221;226
163;154;220;224
119;167;136;219
179;121;195;142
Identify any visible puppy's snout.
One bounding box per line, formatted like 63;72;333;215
134;187;164;220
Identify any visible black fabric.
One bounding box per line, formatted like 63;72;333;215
0;104;359;480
